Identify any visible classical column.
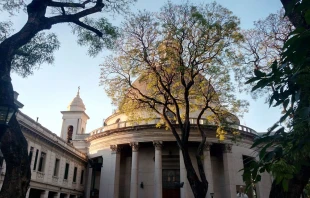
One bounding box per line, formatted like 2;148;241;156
55;192;61;198
85;165;93;198
180;149;191;198
43;150;51;183
153;141;163;198
203;142;214;198
29;147;35;171
109;145;122;198
130;142;139;198
223;144;236;198
25;188;30;198
41;190;49;198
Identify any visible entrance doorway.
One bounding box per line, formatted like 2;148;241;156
162;169;180;198
162;145;181;198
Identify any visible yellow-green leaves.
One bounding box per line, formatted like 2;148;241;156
100;1;247;144
216;126;227;141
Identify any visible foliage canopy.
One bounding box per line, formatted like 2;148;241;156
100;2;248;197
0;0;135;77
242;1;310;196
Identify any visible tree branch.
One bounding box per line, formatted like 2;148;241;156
47;0;104;26
73;20;103;37
47;0;91;8
15;50;30;57
61;6;66;15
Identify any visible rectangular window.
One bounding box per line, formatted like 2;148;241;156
33;149;39;170
80;170;84;184
73;167;77;182
28;147;34;163
64;163;69;180
53;159;60;176
38;152;46;172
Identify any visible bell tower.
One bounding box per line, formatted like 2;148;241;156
60;87;89;143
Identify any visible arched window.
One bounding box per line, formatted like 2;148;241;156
67;125;73;143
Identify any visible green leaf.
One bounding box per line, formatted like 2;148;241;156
259;142;274;159
289;27;305;36
251;136;273;148
245;77;260;84
305;10;310;25
279;109;293;123
272;99;283;107
283;99;289;110
251;79;269;92
273;127;285;135
282;179;289;192
283;35;298;49
254;69;266;78
276;176;282;185
274;146;283;158
269;95;275;107
267;123;279;132
271;61;278;73
264;151;275;162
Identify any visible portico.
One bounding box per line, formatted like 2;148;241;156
86;139;242;198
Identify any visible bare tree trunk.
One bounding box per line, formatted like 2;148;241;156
0;56;31;197
181;147;207;198
0;116;31;198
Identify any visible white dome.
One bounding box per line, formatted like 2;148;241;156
67;88;86;111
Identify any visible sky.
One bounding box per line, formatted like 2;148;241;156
6;0;283;136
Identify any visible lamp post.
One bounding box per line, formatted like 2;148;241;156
0;103;16;126
0;74;17;129
210;192;214;198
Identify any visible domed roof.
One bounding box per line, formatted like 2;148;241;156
67;87;86;111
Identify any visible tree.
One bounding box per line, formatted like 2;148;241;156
0;0;134;197
241;1;310;197
100;2;247;197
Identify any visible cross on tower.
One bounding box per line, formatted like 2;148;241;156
77;86;80;96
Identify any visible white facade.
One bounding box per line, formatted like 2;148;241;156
85;122;272;198
0;93;87;198
0;91;272;198
60;89;89;142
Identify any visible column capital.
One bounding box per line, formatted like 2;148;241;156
203;142;212;151
153;141;163;150
223;144;233;153
110;145;122;154
129;142;139;152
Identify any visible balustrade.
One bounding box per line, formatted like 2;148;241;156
36;171;45;180
89;118;258;136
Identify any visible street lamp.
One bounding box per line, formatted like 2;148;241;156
0;103;16;126
210;192;214;198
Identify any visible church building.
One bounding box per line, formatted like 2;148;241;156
0;89;272;198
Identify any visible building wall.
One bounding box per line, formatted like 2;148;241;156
138;146;155;198
0;107;272;198
24;132;86;192
86;125;272;198
0;111;88;198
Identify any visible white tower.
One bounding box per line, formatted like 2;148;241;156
60;87;89;143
